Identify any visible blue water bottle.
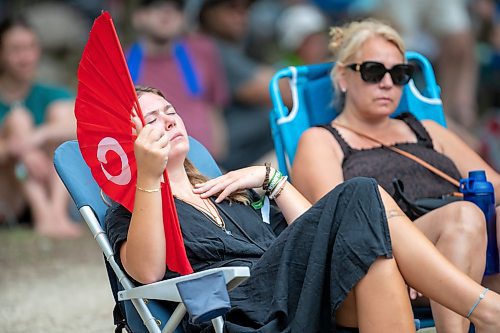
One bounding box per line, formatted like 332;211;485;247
460;170;499;275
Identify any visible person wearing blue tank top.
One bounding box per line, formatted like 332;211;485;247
293;19;500;333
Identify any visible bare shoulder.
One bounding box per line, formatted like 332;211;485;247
420;119;447;134
299;127;342;155
420;119;450;152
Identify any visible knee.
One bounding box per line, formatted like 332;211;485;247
443;201;486;240
4;108;34;135
343;177;377;191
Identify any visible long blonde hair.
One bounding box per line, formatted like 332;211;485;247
135;85;251;205
328;19;406;110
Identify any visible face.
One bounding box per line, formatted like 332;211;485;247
133;2;184;44
0;26;40;82
138;92;189;159
298;32;329;64
202;0;251;41
338;36;406;118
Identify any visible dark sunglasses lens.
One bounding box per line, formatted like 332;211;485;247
360;62;386;83
390;65;413;85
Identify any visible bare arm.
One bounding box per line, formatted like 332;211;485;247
291;127;345;203
235;66;292;107
422;120;500;204
33;100;77;147
193;166;311;224
120;120;171;284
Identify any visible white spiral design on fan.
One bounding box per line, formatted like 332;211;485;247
97;137;132;185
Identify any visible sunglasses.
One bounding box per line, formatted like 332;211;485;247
346;61;414;86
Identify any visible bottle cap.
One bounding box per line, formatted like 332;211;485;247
460;170;494;195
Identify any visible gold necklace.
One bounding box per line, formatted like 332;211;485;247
175;196;232;235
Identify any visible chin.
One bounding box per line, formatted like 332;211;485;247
173;138;189;153
365;109;394;119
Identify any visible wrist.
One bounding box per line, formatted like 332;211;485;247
265;168;283;195
136;174;162;190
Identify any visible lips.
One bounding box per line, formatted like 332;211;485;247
169;132;184;141
374;97;393;103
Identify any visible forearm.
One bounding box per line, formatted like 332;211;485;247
33;120;76;147
123;177;166;283
274;182;311;224
35;100;77;147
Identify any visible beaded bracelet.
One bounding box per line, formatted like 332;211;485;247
262;162;272;190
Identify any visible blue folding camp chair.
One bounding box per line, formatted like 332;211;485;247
270;51;445;180
53;137;250;333
269;51;445;330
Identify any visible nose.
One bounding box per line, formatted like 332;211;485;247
379;72;394;88
161;113;176;131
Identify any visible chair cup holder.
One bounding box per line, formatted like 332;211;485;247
176;271;231;324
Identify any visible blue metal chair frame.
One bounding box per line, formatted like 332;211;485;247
53;137;249;333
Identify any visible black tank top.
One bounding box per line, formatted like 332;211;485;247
320;113;461;202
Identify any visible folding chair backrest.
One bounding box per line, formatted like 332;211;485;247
270;51;445;178
54;136;222;333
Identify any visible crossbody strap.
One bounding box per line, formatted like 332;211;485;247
332;122;460;188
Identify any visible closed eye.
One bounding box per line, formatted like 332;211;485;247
144;110;159;124
162;105;176;116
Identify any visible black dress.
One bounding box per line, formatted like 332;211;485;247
106;177;392;332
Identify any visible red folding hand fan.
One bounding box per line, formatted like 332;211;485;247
76;12;193;275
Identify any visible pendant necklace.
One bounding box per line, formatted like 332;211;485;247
176;196;232;235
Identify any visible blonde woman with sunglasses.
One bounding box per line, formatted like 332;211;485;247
292;19;500;333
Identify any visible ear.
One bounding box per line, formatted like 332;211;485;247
336;65;348;93
132;10;145;30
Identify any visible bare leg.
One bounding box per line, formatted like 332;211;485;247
0;160;25;223
378;187;500;332
413;201;487;332
47;168;82;238
0;108;35;223
482;206;500;294
2;106;81;238
437;31;478;128
336;257;414;332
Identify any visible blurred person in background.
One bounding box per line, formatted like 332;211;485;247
195;0;291;171
0;15;81;238
376;0;480;147
275;3;330;66
473;0;500;172
127;0;229;160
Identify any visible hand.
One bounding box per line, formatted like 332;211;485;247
7;135;36;159
409;287;423;300
132;116;170;182
193;166;267;203
21;149;52;182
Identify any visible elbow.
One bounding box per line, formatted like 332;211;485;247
123;255;166;284
130;267;166;285
135;272;164;285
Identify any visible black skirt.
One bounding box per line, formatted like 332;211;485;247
193;177;392;333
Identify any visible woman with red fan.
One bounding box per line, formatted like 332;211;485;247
105;86;500;333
